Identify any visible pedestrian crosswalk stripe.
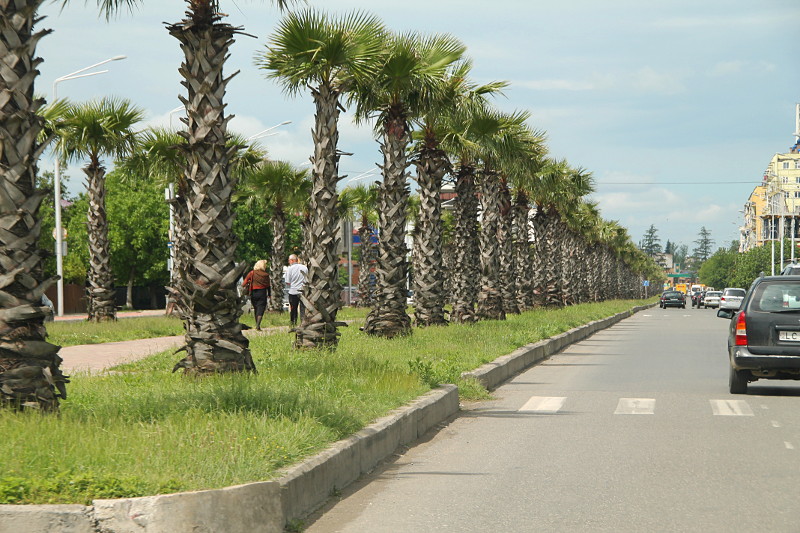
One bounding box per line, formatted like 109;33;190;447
709;399;754;416
519;396;566;413
615;398;655;415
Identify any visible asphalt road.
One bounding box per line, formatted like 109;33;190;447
304;306;800;533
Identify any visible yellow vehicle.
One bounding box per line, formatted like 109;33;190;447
675;283;688;294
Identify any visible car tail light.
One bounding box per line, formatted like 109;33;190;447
735;312;747;346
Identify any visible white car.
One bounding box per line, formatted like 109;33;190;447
720;287;746;310
703;291;722;308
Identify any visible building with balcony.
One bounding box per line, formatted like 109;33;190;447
740;120;800;253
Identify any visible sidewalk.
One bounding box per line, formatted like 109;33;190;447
58;325;290;374
54;309;167;323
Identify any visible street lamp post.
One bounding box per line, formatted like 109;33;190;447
245;120;292;142
52;55;126;316
168;105;184;129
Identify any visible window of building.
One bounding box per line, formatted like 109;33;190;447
796;161;800;169
794;191;800;198
784;162;791;169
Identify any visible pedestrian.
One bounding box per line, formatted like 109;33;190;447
284;254;308;329
242;259;271;331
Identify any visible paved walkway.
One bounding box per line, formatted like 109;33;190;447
57;313;291;373
54;309;166;323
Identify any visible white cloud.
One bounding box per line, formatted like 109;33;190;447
517;68;685;96
632;67;686;95
709;60;776;77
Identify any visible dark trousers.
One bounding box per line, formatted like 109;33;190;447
250;288;268;318
289;293;304;326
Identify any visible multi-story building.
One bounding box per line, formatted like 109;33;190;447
740;105;800;253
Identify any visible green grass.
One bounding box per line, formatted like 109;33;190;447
3;299;653;505
47;306;370;347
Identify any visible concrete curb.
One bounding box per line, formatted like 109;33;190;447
1;304;653;532
278;385;460;524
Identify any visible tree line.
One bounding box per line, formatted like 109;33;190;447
1;2;663;411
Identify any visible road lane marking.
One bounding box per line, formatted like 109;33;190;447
710;400;754;416
614;398;655;415
785;442;795;450
772;420;782;428
519;396;566;413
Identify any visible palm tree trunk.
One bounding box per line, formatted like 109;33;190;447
498;180;518;315
477;170;505;321
166;186;189;317
168;13;254;374
450;164;479;323
294;81;346;348
513;191;535;312
543;209;562;306
0;0;67;411
363;111;412;338
269;207;286;313
356;221;375;307
530;207;546;307
410;141;448;327
126;265;135;308
85;161;117;322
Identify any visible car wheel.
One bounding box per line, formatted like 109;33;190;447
729;366;748;394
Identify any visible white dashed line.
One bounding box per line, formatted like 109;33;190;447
772;420;782;428
786;442;795;450
614;398;656;415
710;400;754;416
519;396;566;413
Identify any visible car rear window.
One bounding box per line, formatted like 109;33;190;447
750;282;800;312
724;289;746;297
706;291;722;297
664;291;681;297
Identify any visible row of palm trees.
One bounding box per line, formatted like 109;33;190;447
261;10;662;348
0;2;660;411
1;0;295;410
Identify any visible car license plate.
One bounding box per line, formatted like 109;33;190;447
779;331;800;341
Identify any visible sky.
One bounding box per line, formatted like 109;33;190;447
35;0;800;251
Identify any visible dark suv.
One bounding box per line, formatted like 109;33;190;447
717;275;800;393
661;290;686;309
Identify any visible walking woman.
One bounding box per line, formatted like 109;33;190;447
243;260;271;330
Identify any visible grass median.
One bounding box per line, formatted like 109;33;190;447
2;298;653;505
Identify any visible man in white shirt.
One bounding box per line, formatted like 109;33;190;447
284;254;308;328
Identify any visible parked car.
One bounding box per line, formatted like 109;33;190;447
781;263;800;275
717;276;800;393
661;290;685;309
703;291;722;309
720;287;746;310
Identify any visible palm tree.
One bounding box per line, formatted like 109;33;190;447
57;97;144;322
260;9;386;348
353;32;465;338
345;184;379;307
236;160;310;313
0;1;69;410
119;127;186;303
440;103;484;324
409;60;504;327
121;128;263;318
471;108;535;321
529;158;571;307
91;0;292;373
